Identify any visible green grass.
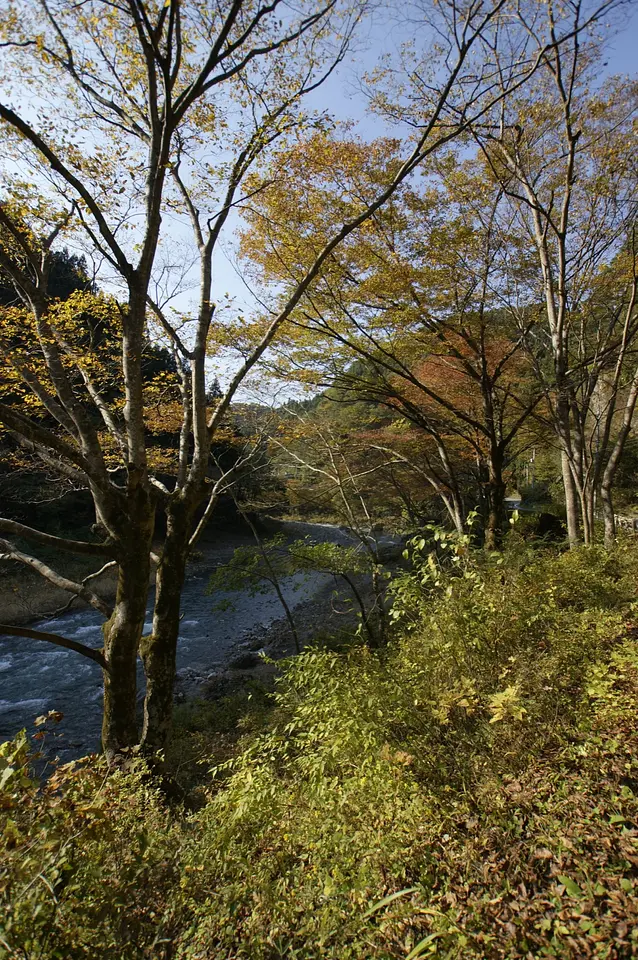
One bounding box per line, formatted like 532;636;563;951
2;539;638;958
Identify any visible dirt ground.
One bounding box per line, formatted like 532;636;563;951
0;556;119;624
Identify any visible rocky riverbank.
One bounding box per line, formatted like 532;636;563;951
0;519;366;760
173;572;371;704
0;516;360;625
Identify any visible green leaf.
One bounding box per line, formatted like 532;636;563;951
557;875;581;897
362;886;419;919
405;932;443;958
0;765;15;790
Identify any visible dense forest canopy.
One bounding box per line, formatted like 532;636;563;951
238;67;638;546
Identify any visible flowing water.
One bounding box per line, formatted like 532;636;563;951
0;521;353;760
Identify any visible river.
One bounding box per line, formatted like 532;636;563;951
0;521;353;761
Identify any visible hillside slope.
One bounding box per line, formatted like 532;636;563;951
2;539;638;958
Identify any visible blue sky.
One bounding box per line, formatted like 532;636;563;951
10;2;630;395
604;10;638;74
210;2;638;391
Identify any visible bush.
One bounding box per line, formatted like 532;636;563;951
0;730;181;958
3;540;638;958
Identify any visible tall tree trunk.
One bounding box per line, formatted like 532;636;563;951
484;450;506;551
431;443;465;535
102;529;154;759
601;481;616;547
600;365;638;547
561;449;580;546
580;483;595;545
141;502;190;752
443;487;465;536
476;457;488;537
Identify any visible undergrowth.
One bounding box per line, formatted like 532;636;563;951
2;538;638;958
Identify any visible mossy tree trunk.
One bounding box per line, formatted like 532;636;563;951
101;486;155;760
140;498;193;752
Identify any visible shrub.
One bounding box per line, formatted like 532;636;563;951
171;540;638;957
3;540;638;958
0;728;181;959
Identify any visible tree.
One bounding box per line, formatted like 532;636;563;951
0;0;368;758
240;3;637;546
240;142;544;546
0;0;543;756
208;533;303;654
205;376;223;404
270;406;399;640
0;245;93;306
470;16;638;544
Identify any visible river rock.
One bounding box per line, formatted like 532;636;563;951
229;651;260;670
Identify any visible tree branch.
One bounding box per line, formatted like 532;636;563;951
0;623;109;672
0;540;112;617
0;103;131;277
0;519;114;557
0;403;118;496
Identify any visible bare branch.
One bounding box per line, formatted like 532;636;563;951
0;519;114;557
0;403;118;496
0;540;112;617
0;104;131;277
0;623;109;672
